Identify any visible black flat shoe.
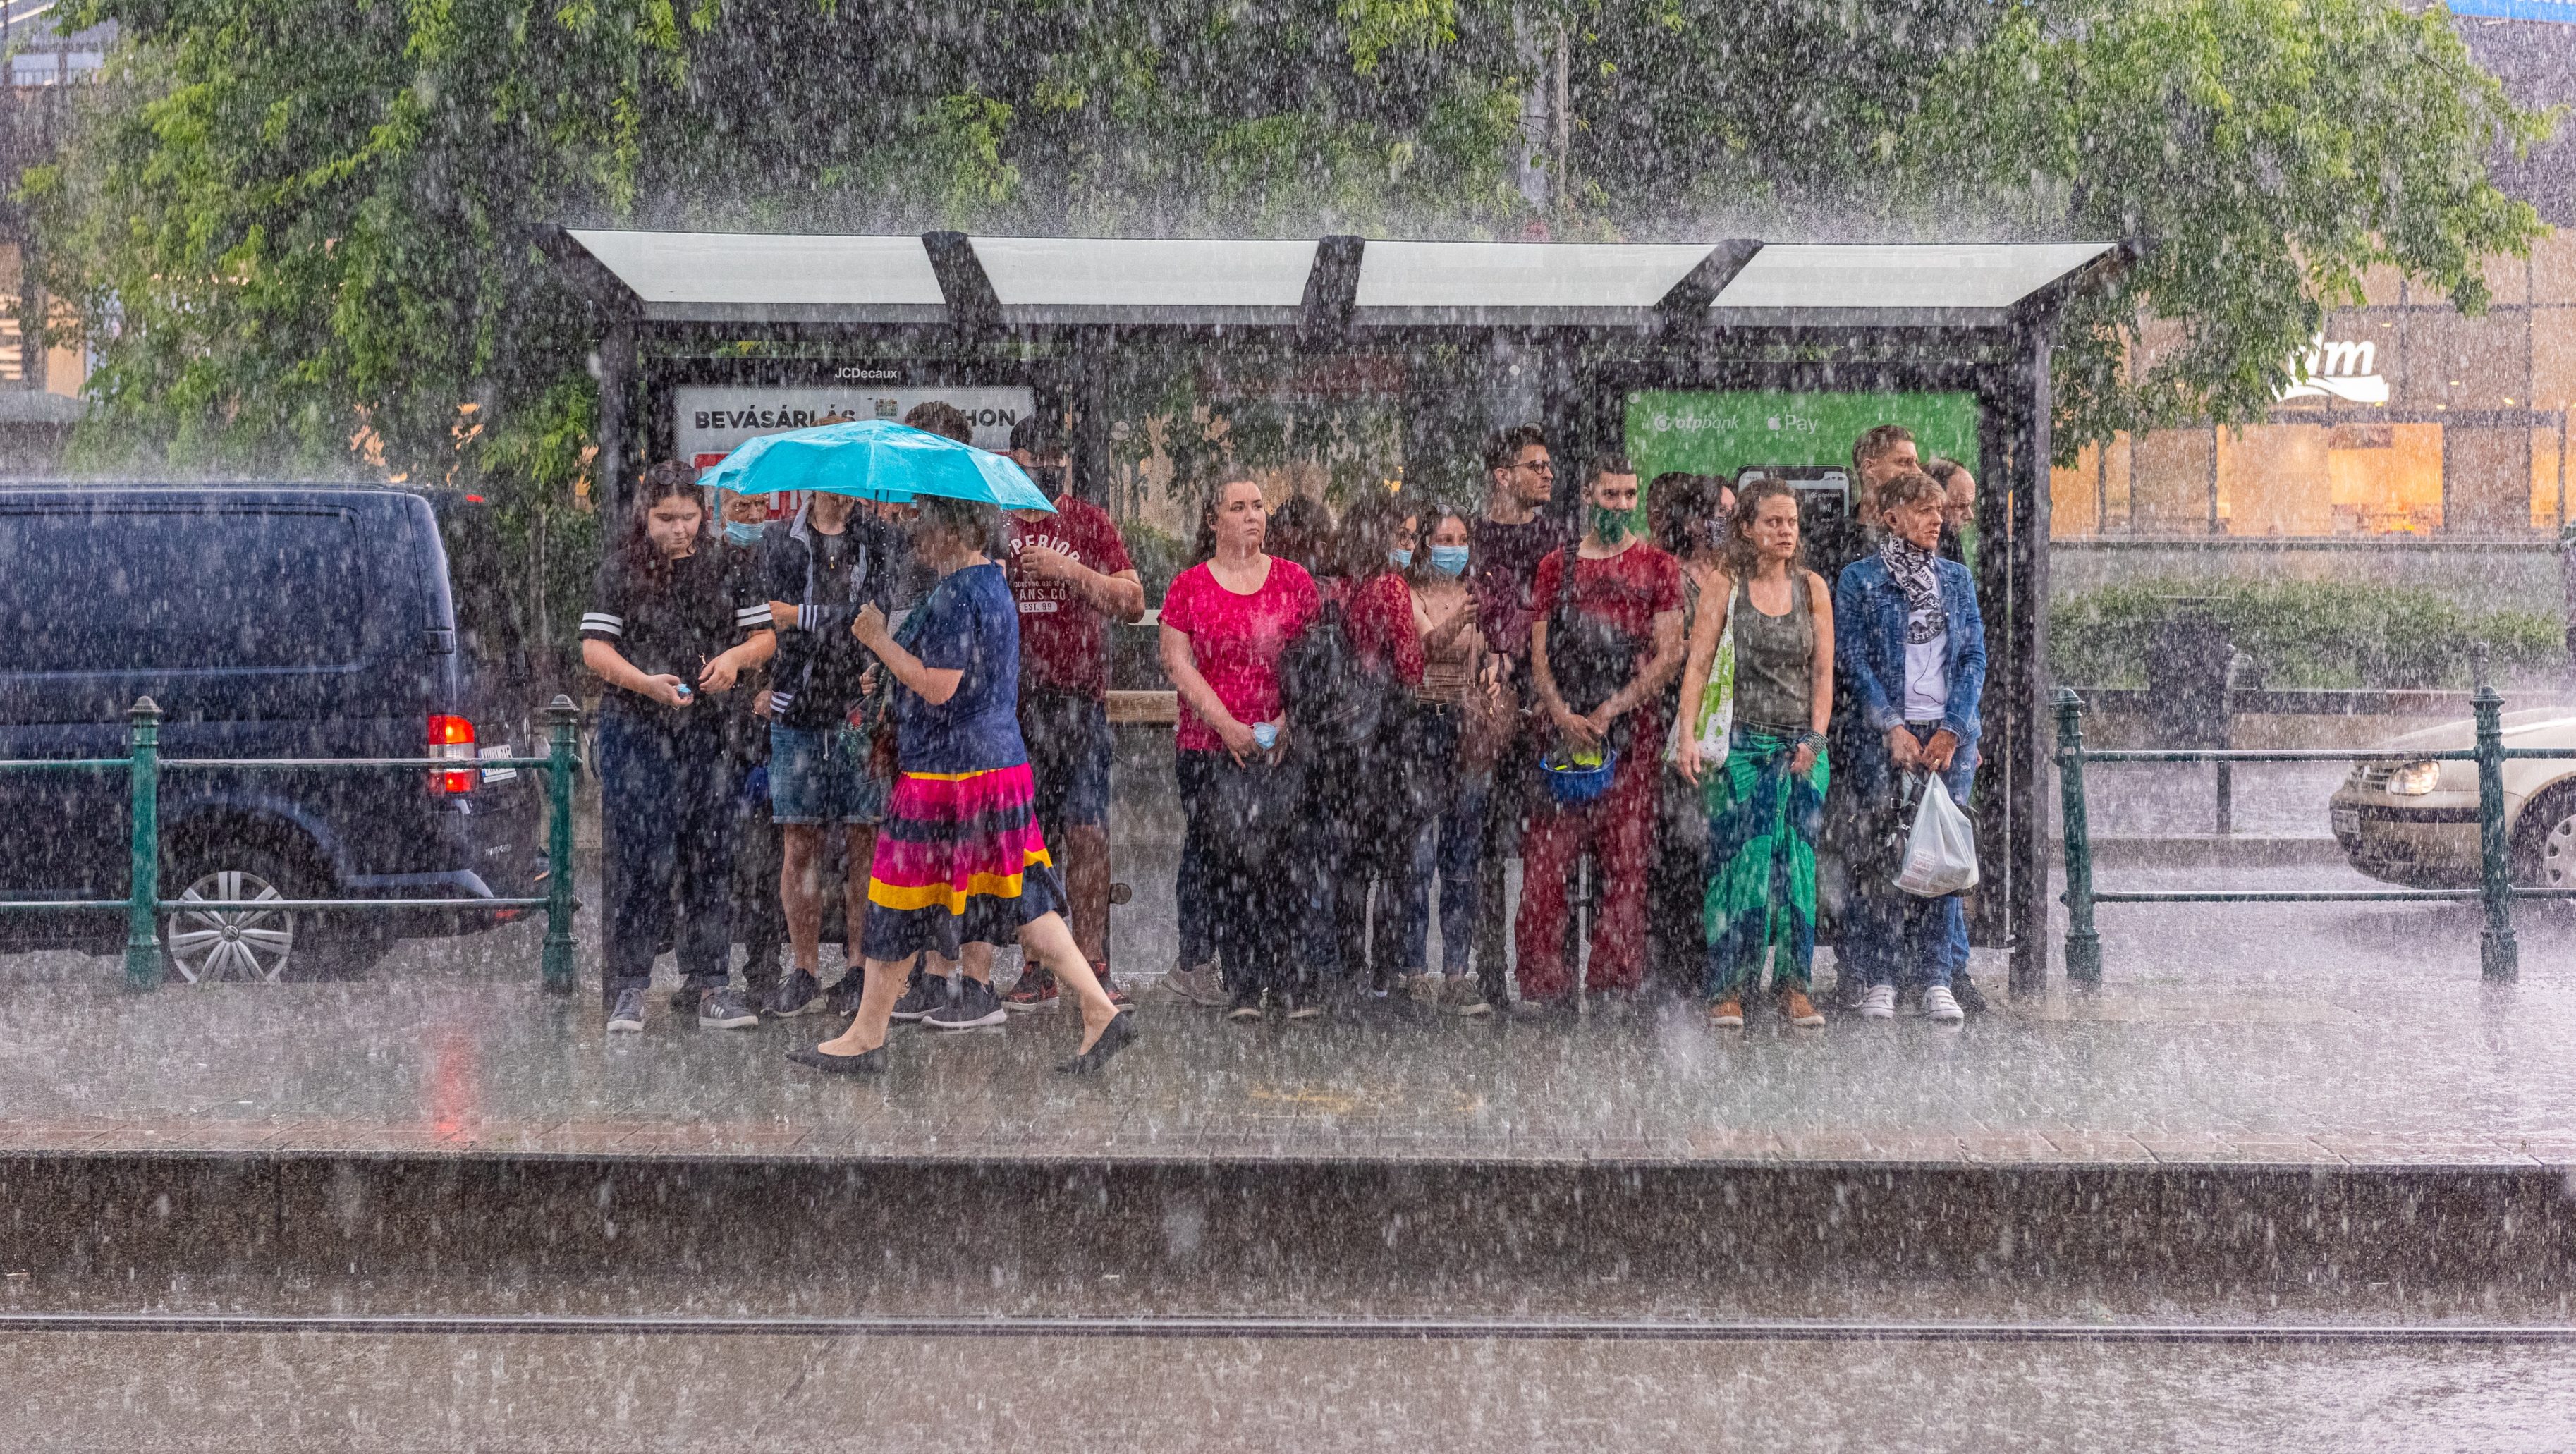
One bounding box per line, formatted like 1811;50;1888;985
788;1044;886;1075
1056;1011;1139;1074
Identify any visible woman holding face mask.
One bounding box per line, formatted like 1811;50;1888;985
1159;479;1322;1021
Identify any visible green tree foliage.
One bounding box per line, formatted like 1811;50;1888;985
22;0;2553;503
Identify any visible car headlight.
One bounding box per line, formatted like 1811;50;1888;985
2387;760;2441;796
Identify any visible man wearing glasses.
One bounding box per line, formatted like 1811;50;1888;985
1463;424;1568;1015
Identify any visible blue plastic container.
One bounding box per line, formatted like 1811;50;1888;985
1541;748;1618;805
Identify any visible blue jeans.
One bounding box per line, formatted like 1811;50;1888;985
1405;762;1488;974
597;710;735;998
1840;724;1975;991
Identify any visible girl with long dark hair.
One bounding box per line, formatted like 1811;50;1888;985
580;462;777;1035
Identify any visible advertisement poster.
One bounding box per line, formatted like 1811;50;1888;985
1624;389;1982;492
673;383;1037;477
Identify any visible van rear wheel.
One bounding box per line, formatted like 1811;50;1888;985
159;841;384;983
164;850;299;984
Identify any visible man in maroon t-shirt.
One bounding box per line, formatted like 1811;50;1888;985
1464;424;1569;1015
999;415;1146;1010
1520;456;1685;1006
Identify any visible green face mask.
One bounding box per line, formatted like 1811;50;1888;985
1588;504;1634;546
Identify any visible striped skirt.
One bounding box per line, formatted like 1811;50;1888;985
861;762;1066;963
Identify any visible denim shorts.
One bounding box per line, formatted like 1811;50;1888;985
1020;691;1113;829
768;723;889;826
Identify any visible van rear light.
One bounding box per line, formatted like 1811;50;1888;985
429;714;477;794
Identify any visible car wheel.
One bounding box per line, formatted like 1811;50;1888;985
2510;787;2576;889
163;848;301;984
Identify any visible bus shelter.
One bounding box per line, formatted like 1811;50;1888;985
550;228;2128;992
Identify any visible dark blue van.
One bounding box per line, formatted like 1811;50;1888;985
0;485;547;979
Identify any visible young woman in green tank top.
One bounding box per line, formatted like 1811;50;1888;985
1673;479;1836;1030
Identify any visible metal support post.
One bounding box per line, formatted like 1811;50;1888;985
2053;689;2101;986
123;696;163;991
541;695;581;995
2474;684;2518;982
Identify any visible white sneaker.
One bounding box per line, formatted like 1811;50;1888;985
1922;984;1965;1022
1857;984;1898;1019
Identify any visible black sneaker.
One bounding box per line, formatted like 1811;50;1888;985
824;971;866;1015
889;972;951;1022
697;986;761;1028
606;986;647;1034
764;968;824;1018
925;977;1006;1030
1225;991;1264;1022
1951;973;1990;1015
1830;974;1870;1013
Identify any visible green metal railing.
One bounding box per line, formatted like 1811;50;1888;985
2055;685;2576;986
0;695;585;993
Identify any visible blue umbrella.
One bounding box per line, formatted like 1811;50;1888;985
701;419;1055;514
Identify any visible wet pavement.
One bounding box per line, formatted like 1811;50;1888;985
8;1328;2575;1451
2;857;2573;1169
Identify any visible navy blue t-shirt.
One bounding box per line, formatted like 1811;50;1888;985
893;562;1027;773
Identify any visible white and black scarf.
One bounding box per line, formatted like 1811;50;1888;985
1880;535;1948;645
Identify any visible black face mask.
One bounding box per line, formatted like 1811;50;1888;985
1027;464;1068;500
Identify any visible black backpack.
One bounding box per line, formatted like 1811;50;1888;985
1277;594;1387;757
1542;551;1647;756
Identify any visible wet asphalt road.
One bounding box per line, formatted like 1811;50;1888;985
9;1328;2576;1451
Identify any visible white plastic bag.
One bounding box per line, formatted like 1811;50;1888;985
1893;774;1979;898
1666;628;1733;766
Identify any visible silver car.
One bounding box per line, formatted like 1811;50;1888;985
2330;709;2576;888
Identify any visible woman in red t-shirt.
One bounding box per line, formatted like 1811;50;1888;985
1159;479;1321;1020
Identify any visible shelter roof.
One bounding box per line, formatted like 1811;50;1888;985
558;228;2119;331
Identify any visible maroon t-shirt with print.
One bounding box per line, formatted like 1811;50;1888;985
1002;496;1135;700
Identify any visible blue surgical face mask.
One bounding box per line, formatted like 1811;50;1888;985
723;520;766;545
1388;547;1413;570
1429;544;1470;578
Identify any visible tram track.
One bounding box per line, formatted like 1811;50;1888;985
8;1310;2576;1343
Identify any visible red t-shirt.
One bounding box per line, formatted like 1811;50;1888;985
1341;569;1424;688
1531;542;1684;728
1159;556;1321;752
1003;496;1135;699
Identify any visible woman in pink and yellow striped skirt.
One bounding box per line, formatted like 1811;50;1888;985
790;496;1136;1075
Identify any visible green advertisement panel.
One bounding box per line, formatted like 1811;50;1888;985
1624;389;1982;491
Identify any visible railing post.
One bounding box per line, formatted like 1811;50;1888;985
123;696;163;991
2054;688;2101;986
541;695;580;996
2474;683;2518;982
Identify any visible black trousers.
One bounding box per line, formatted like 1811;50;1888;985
1177;748;1303;1003
598;710;735;998
731;786;786;991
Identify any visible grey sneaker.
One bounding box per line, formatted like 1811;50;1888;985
606;987;647;1034
925;977;1006;1030
697;986;761;1028
764;968;824;1018
1156;962;1228;1008
889;971;951;1022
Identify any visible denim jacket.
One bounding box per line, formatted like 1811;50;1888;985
1832;553;1986;764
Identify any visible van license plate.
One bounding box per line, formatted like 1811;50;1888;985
481;744;519;784
2331;807;2360;840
